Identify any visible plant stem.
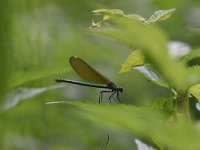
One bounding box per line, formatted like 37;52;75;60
179;92;190;122
173;98;178;122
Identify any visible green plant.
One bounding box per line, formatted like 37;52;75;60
90;8;200;121
46;8;200;149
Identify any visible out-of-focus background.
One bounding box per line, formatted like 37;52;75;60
0;0;200;149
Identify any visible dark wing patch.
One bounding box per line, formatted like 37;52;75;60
69;56;111;84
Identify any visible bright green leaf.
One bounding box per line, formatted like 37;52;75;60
181;48;200;63
124;14;146;22
187;66;200;86
119;50;144;73
145;8;176;25
90;9;125;29
189;83;200;102
152;98;174;115
90;9;146;29
92;9;125;16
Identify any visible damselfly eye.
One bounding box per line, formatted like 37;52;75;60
119;87;123;93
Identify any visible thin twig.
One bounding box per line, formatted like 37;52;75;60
102;132;110;150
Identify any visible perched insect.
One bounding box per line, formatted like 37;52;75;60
55;56;123;103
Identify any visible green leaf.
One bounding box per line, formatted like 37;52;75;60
47;101;200;150
145;8;176;25
181;48;200;63
90;9;125;29
8;67;69;89
90;9;147;29
187;66;200;86
91;8;175;29
189;83;200;102
92;9;125;16
188;65;200;74
2;84;66;110
119;50;144;73
187;66;200;101
134;65;169;88
152;98;174;115
124;14;146;22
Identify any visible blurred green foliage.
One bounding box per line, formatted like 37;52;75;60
1;0;200;149
0;1;11;96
